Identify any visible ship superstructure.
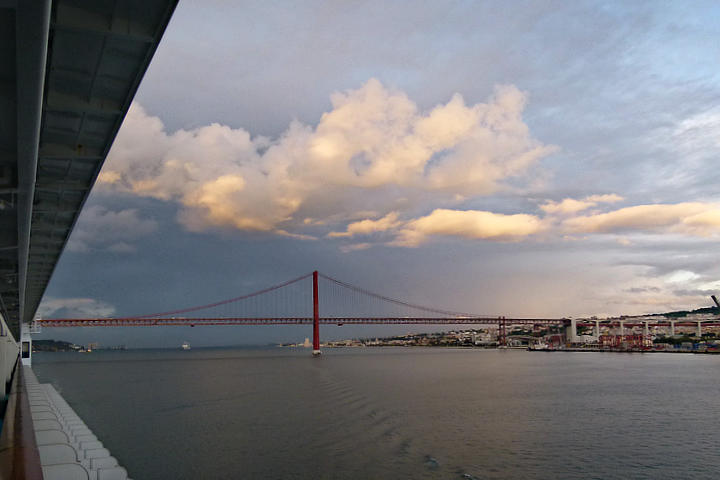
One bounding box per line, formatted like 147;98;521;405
0;1;177;477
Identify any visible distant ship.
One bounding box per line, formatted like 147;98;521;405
181;342;191;350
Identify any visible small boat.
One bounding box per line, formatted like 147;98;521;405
181;341;191;350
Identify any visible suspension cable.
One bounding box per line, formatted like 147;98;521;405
128;273;313;318
318;273;481;318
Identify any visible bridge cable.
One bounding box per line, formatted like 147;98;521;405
127;272;313;319
318;273;485;319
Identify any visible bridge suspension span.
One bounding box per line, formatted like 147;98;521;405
36;270;568;352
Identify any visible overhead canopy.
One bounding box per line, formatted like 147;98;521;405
0;0;177;339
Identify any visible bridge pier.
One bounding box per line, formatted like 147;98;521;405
670;320;675;337
697;321;702;338
566;318;578;343
312;270;321;356
497;317;507;347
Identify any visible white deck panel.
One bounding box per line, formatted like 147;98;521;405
25;366;133;480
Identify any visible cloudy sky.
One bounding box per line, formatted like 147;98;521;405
37;0;720;347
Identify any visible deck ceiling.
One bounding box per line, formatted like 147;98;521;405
0;0;177;339
0;4;18;337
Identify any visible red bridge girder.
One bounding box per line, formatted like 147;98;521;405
36;317;720;328
36;317;569;327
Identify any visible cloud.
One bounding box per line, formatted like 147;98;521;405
664;270;700;284
563;202;720;236
339;243;372;253
616;237;632;246
671;108;720;156
541;198;596;215
582;262;719;316
585;194;623;203
37;298;116;319
328;212;401;238
624;286;661;294
101;79;554;237
98;80;720;250
392;209;545;247
540;193;623;215
68;206;158;253
381;199;720;247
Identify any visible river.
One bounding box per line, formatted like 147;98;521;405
33;347;720;479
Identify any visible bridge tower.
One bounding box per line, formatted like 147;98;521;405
497;317;507;347
312;270;321;356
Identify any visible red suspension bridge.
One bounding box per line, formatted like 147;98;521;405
36;271;720;353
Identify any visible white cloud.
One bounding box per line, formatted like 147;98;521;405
68;206;158;253
672;108;720;153
98;80;720;250
664;270;700;284
579;263;716;317
540;193;623;215
101;79;554;236
37;298;116;319
392;209;545;247
541;198;596;215
563;202;720;236
585;194;623;203
328;212;401;238
383;199;720;248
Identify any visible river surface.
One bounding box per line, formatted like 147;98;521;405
33;347;720;479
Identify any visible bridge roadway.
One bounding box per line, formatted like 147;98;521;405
35;317;720;328
36;317;564;327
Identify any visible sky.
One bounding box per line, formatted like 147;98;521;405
36;0;720;348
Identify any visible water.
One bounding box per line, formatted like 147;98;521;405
33;348;720;479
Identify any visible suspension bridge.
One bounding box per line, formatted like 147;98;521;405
36;271;571;353
35;271;720;354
